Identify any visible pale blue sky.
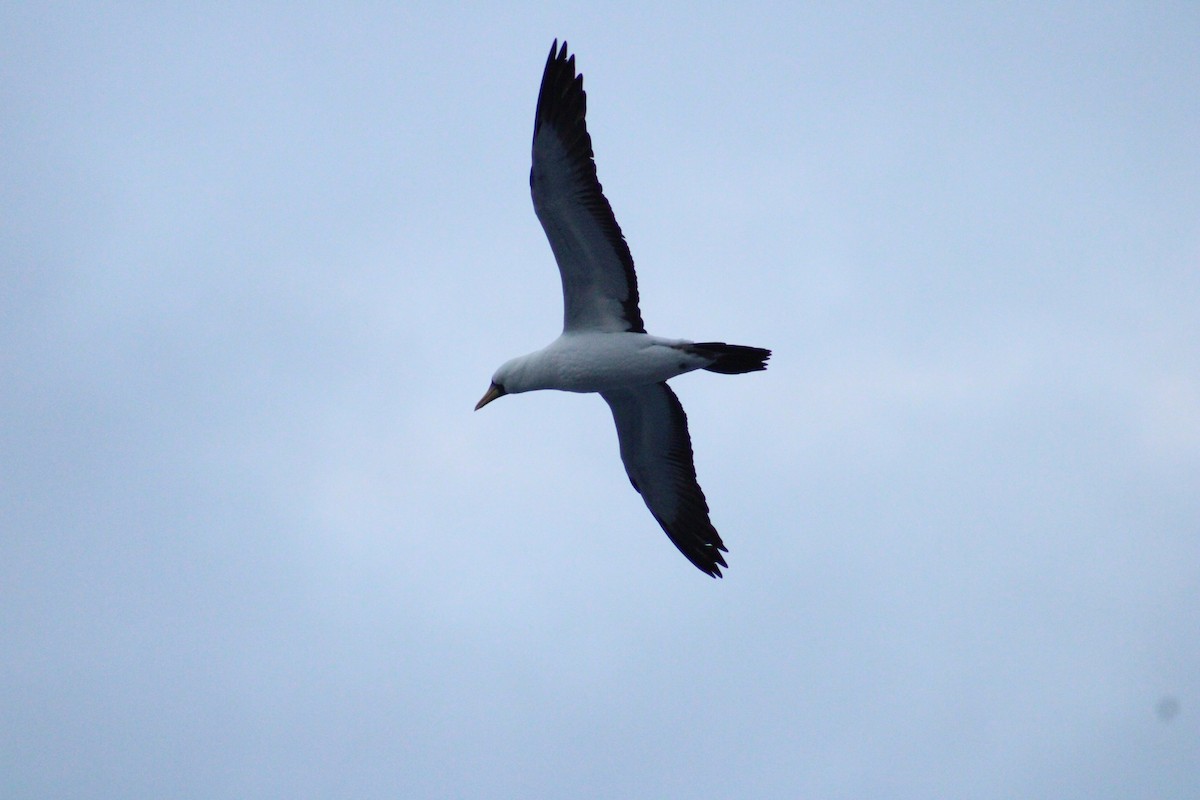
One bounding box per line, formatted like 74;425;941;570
3;3;1198;798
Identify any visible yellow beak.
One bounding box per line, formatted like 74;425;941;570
474;382;505;411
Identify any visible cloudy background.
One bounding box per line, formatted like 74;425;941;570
3;3;1197;797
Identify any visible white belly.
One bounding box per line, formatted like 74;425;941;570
541;332;705;393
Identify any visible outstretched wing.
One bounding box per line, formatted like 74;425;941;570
531;40;645;334
601;383;729;577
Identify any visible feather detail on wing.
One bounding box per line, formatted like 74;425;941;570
532;40;645;334
601;383;728;577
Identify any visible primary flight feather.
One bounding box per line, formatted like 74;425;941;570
476;41;771;577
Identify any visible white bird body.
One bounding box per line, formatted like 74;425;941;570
476;41;770;576
494;333;709;395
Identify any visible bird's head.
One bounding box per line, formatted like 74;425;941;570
474;380;507;411
474;358;520;411
475;353;549;410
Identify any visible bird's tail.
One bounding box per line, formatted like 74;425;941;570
692;342;772;374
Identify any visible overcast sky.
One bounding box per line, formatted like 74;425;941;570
3;3;1198;798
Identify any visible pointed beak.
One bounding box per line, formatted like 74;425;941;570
474;382;505;411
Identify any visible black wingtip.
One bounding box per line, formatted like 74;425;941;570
544;39;570;78
535;40;586;145
650;510;729;578
676;538;728;578
697;549;728;579
704;553;728;579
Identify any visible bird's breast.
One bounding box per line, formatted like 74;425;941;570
546;334;703;393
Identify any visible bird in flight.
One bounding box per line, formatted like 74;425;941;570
476;41;771;577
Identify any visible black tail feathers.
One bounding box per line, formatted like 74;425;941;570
692;342;772;375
